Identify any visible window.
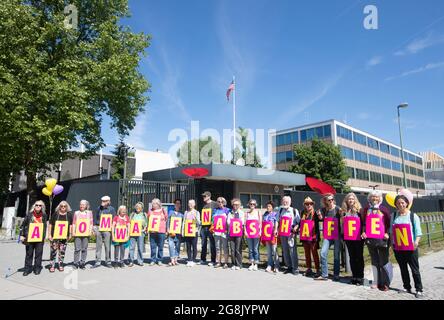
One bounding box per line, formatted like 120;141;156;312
380;142;390;154
292;131;299;144
417;169;424;177
405;165;410;174
272;195;281;208
286;151;293;162
419;182;425;190
346;167;355;179
409;166;417;176
276;134;285;146
324;125;332;138
367;137;379;150
356;169;369;181
370;171;382;183
353;132;367;146
340;145;354;160
381;158;391;170
392;161;401;172
276;152;286;164
283;133;291;145
391;147;400;157
240;194;250;208
369;154;381;167
416;156;423;166
411;180;419;189
354;150;368;163
393;176;403;186
337;125;352;141
382;174;392;185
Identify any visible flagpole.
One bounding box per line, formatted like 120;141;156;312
232;75;236;163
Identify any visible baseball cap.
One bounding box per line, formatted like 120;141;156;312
101;195;111;201
201;191;211;198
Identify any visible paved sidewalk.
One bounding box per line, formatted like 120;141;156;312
1;241;443;300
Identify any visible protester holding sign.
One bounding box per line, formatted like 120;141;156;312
361;190;392;291
47;201;73;273
19;201;47;276
128;202;147;267
278;196;300;276
212;197;230;269
227;198;245;270
299;197;320;278
167;199;184;266
112;206;130;268
341;193;364;285
92;195;116;269
200;191;218;266
315;194;343;281
391;195;424;298
72;200;93;270
147;198;168;266
262;201;279;273
245;199;262;271
183;199;201;267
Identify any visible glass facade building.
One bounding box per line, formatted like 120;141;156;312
271;120;426;195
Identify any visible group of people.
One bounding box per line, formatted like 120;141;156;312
19;190;424;298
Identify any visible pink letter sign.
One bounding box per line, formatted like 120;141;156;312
300;220;314;241
365;215;385;239
343;217;361;241
246;220;260;239
278;216;292;237
323;218;338;240
261;221;273;241
213;215;227;233
229;218;243;237
393;224;414;251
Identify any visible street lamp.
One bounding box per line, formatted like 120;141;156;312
397;103;408;188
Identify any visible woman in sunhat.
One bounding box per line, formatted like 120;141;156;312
299;196;320;277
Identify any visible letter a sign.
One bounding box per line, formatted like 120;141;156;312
27;223;44;242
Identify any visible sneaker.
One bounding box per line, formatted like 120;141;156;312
415;291;424;299
90;263;101;269
265;266;272;273
231;265;237;270
128;262;134;267
314;275;328;281
248;264;254;271
223;264;228;269
186;262;191;267
79;263;86;270
149;262;155;266
333;276;340;282
283;269;293;274
157;261;163;266
198;261;206;265
208;262;214;267
72;264;78;270
104;263;112;268
253;264;258;271
214;263;221;268
292;269;299;276
33;268;42;275
23;270;31;276
235;266;241;270
398;288;412;294
273;268;279;273
190;262;195;267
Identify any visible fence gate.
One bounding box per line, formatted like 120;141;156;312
118;179;195;210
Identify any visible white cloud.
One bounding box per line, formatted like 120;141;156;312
385;61;444;81
394;32;444;56
366;56;382;67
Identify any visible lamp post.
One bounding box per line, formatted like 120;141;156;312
397;103;408;188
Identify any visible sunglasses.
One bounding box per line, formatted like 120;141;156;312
304;203;314;206
249;203;256;206
233;203;240;206
60;205;67;208
327;199;334;202
35;204;42;207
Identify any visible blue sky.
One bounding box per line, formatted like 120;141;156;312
100;0;444;160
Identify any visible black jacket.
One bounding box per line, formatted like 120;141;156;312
20;212;48;244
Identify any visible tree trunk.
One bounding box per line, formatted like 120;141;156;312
26;170;38;208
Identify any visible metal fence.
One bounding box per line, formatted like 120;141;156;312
118;179;196;211
418;214;444;247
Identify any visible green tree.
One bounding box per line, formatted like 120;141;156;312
177;136;224;166
110;138;134;180
290;139;350;193
0;0;150;199
231;127;263;168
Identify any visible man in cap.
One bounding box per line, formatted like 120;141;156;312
91;195;116;268
199;191;218;266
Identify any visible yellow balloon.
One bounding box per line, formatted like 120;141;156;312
385;192;397;208
42;187;52;197
45;178;57;192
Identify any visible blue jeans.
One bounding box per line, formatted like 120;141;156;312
280;236;298;271
149;233;166;263
266;242;280;269
320;238;341;278
168;236;181;259
129;233;145;264
246;238;260;263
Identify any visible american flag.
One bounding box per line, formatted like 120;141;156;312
226;80;235;101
